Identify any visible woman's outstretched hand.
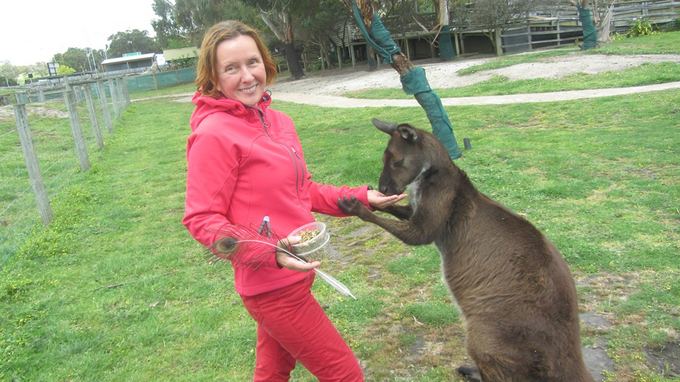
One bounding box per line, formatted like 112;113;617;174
275;235;320;271
367;189;407;210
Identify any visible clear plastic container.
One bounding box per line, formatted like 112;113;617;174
289;221;330;258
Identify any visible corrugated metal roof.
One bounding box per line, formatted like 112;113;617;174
101;53;156;65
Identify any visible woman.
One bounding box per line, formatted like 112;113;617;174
183;20;404;381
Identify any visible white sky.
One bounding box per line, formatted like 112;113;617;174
0;0;157;66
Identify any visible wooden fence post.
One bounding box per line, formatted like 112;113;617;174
82;84;104;150
63;86;91;171
96;80;113;133
13;93;53;225
121;77;130;105
116;78;126;111
152;72;159;91
108;78;120;119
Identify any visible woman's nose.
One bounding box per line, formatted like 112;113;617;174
241;67;255;81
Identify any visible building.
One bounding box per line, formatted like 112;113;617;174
101;53;157;72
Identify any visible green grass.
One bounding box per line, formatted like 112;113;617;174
596;30;680;54
457;30;680;76
2;33;680;381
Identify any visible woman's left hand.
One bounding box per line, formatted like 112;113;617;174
367;189;407;209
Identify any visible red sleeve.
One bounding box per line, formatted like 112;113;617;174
308;176;370;217
182;129;279;269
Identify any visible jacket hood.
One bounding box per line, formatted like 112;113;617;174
190;90;272;131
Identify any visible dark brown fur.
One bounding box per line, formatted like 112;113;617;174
338;119;593;382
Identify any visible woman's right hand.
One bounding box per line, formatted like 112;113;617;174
275;236;320;271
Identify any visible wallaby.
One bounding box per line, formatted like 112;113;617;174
338;119;594;382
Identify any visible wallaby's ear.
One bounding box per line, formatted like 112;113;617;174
397;124;419;143
372;118;397;135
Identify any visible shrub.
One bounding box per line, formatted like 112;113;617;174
626;18;656;37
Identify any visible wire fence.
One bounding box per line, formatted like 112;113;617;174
0;75;131;268
1;66;197;268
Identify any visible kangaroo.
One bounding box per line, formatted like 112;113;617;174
338;119;594;382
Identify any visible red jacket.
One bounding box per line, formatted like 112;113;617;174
183;91;369;296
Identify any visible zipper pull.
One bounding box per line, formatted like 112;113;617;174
258;215;271;238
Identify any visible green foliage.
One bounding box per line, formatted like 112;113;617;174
626;18;656;37
596;30;680;54
52;47;104;73
56;64;76;75
0;75;17;86
107;29;160;58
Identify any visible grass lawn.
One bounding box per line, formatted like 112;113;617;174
1;32;679;381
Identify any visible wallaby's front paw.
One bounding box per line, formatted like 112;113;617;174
338;196;366;216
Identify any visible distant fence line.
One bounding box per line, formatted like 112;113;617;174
501;0;680;54
11;75;130;225
6;67;196;226
126;67;196;92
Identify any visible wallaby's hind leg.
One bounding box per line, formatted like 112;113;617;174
457;366;482;382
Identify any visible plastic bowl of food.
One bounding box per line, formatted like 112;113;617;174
289;221;330;258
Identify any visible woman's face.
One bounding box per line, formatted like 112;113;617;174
215;34;266;107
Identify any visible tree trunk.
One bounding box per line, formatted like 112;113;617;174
346;0;462;159
260;9;304;79
284;43;304;79
438;0;455;60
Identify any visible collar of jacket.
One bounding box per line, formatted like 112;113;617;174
191;90;273;124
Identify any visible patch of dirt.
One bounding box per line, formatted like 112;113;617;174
0;104;68;120
646;342;680;377
270;54;680;96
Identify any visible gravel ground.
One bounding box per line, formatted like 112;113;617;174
269;53;680;96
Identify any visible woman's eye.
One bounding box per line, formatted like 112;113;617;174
225;66;237;74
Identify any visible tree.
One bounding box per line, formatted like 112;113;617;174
174;0;229;46
152;0;183;48
53;48;90;72
152;0;263;48
57;65;76;76
295;0;349;70
343;0;462;158
243;0;322;79
107;29;160;58
0;61;21;85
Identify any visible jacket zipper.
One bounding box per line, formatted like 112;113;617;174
255;108;303;201
290;146;304;191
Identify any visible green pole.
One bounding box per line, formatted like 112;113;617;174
578;6;598;49
350;1;462;159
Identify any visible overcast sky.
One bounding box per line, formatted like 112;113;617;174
1;0;157;66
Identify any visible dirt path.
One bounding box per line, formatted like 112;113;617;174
155;53;680;107
270;81;680;107
269;53;680;97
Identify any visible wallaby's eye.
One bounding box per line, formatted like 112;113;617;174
392;159;404;168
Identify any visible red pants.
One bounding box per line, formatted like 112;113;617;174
241;275;364;382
